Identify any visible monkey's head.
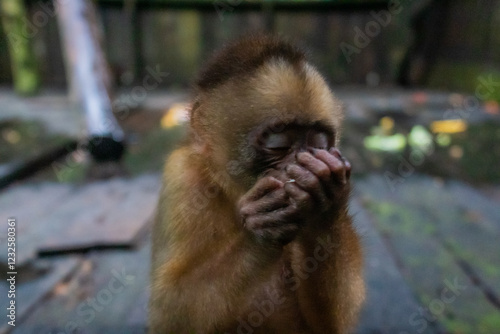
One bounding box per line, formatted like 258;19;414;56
189;35;344;195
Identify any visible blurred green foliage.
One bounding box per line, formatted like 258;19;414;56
0;120;69;163
428;63;500;102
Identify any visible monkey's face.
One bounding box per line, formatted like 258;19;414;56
248;120;336;180
192;59;343;192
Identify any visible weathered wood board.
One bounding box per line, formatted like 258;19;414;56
0;182;72;265
365;176;500;302
36;174;160;254
0;257;81;334
352;199;440;334
356;174;500;333
0;175;159;265
11;244;150;334
478;185;500;204
3;171;499;333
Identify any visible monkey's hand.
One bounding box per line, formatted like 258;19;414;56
238;176;302;245
283;148;351;224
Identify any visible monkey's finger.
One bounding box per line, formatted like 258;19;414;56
250;220;300;245
284;182;313;209
328;148;352;182
239;188;289;217
245;205;301;230
312;148;349;184
285;164;328;205
244;176;284;201
296;151;331;183
311;148;343;171
344;159;352;179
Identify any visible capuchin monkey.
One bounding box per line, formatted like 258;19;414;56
149;34;364;334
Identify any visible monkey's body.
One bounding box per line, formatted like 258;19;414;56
149;35;364;334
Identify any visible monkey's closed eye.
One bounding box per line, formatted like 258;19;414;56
263;133;292;150
309;132;330;149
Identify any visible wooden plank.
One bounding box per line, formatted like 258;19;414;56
12;244;150;333
2;179;125;264
0;140;77;190
351;199;439;334
448;180;500;231
479;185;500;204
36;174;159;254
0;183;72;265
1;175;159;264
386;177;500;304
0;257;81;334
356;175;500;333
12;199;436;334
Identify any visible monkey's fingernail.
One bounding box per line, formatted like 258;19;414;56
285;179;296;184
330;149;341;158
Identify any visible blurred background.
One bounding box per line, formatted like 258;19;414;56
1;0;499;333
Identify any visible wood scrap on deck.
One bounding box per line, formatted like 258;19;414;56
0;174;159;265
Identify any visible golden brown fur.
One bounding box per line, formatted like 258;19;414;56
149;35;364;334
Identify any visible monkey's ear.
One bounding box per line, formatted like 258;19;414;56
190;100;200;117
189;99;202;133
188;100;210;155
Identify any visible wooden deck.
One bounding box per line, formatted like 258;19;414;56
1;172;499;334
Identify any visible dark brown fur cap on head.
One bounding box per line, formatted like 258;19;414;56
195;34;306;91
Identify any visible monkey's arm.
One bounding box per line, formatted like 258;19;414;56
293;215;364;333
282;148;364;333
149;148;282;334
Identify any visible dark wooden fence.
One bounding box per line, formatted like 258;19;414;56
0;0;498;89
